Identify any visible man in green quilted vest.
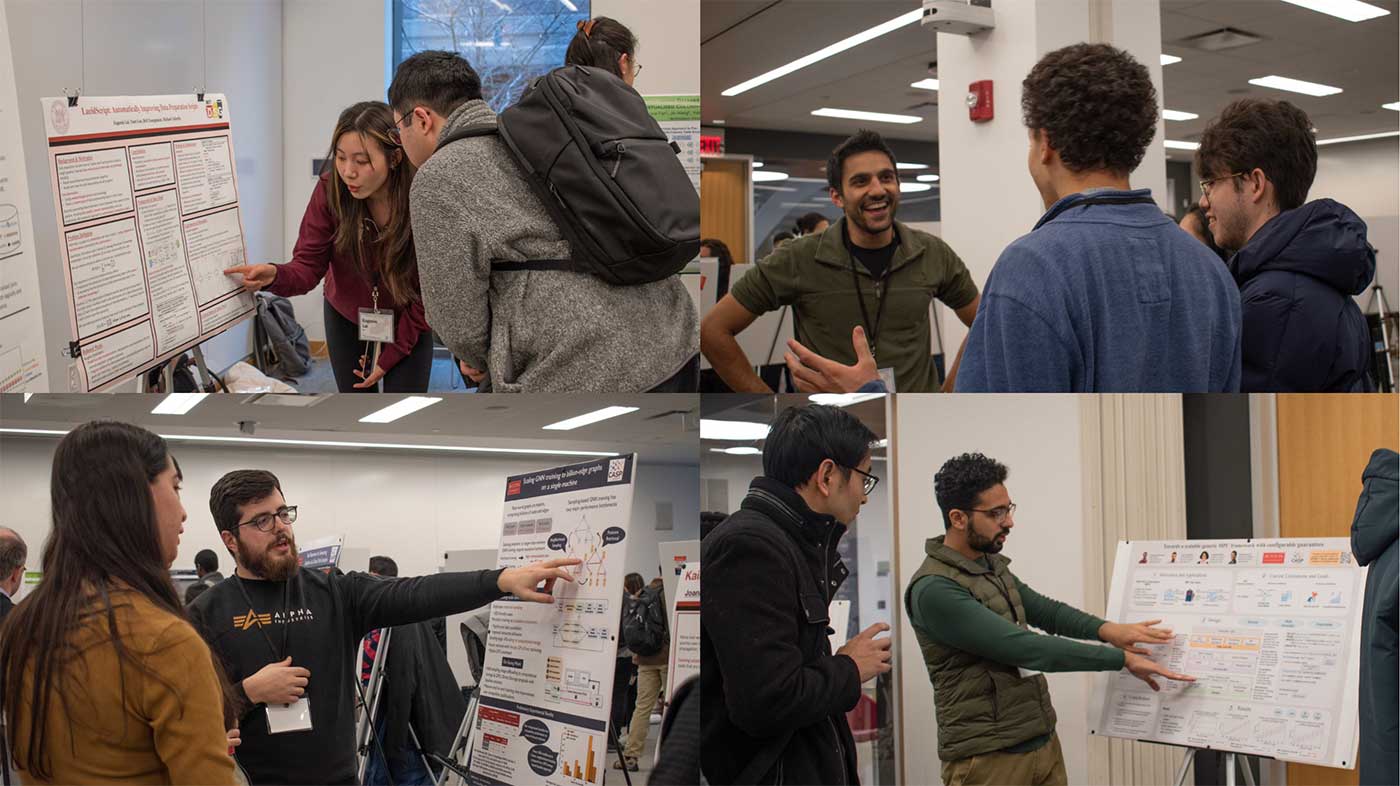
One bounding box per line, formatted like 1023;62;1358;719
906;453;1195;785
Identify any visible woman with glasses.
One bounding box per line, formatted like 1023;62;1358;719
225;101;431;393
565;17;642;85
0;421;238;784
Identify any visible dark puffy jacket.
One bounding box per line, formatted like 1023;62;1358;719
1353;448;1398;786
1230;199;1376;392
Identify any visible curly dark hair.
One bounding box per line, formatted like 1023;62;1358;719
934;453;1009;530
1021;43;1157;176
826;129;898;192
1195;98;1316;211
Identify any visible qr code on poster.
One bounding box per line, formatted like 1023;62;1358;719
608;458;626;483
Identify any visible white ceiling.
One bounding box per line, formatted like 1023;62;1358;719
0;394;701;465
702;0;1400;160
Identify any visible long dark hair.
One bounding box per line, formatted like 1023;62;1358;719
0;421;219;779
565;17;637;80
323;101;418;306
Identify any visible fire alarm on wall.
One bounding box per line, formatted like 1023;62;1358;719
967;80;993;122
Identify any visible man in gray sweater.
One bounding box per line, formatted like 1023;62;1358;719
388;51;699;392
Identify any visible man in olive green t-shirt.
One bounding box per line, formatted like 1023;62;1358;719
908;453;1195;786
700;130;981;393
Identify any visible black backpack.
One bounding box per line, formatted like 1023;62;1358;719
438;65;699;286
622;585;669;656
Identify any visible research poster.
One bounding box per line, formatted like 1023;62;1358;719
0;1;49;392
468;455;637;786
298;534;345;572
665;560;699;705
644;95;700;193
40;93;254;391
1090;539;1367;768
658;539;699;616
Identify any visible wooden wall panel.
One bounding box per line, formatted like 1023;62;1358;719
700;158;750;263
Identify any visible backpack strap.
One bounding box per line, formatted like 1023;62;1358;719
435;122;498;150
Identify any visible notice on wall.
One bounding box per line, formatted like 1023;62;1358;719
644;95;700;194
1090;539;1367;768
40;93;254;391
468;455;637;786
665;560;700;706
0;1;50;392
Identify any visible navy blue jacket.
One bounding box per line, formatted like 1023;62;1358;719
1353;449;1398;786
1230;199;1376;392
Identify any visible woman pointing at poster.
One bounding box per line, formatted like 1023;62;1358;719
225;101;431;392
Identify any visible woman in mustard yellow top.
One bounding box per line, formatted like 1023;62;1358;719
0;421;237;785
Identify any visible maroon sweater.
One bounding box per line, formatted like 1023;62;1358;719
269;176;429;372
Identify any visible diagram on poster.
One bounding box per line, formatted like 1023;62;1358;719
469;455;636;786
1090;539;1366;769
40;93;254;391
0;1;50;392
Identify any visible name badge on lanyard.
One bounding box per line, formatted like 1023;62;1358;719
358;286;394;343
266;698;313;734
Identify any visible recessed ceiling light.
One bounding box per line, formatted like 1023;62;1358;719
1383;102;1400;111
1161;54;1183;65
1315;130;1400;146
910;78;940;91
753;170;790;182
1164;140;1200;150
700;419;770;441
721;9;922;96
359;396;442;423
542;406;639;431
1280;0;1389;22
151;393;208;416
708;447;762;456
899;182;933;193
811;108;922;125
1162;109;1200;121
752;161;765;168
1248;75;1343;97
917;174;941;182
897;162;928;170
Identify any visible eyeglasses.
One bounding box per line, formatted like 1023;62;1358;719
963;503;1017;524
633;61;643;77
388;111;415;145
1199;172;1246;199
235;506;298;533
839;464;880;495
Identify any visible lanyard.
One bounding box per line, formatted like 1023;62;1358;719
234;574;293;663
843;225;898;352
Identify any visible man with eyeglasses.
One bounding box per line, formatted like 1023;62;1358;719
188;469;579;785
702;403;891;785
1194;98;1376;392
907;453;1194;786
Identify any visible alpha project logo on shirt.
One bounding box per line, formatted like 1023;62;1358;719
232;607;315;629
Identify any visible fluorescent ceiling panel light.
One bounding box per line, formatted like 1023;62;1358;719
542;406;639;431
359;396;442;424
1280;0;1389;22
1248;75;1343;97
899;182;933;193
700;419;770;441
751;161;764;168
1164;140;1200;150
151;393;208;416
752;170;790;182
1162;109;1200;121
911;78;940;90
722;9;922;96
0;428;614;457
897;162;928;170
811;107;922;125
1382;102;1400;111
1161;54;1183;65
709;447;762;456
809;393;885;406
1315;130;1400;145
917;174;941;182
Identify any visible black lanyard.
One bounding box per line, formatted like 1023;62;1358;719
1037;194;1158;228
234;574;294;663
843;226;899;352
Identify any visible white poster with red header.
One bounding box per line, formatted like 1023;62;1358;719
40;93;254;391
1090;538;1367;769
665;560;699;704
468;455;637;786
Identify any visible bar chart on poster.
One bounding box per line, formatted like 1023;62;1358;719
40;92;254;391
1090;539;1367;769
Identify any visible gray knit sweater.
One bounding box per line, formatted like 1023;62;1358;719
410;100;700;392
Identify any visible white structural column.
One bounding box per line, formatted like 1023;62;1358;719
933;0;1167;360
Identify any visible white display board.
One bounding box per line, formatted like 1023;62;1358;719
469;455;637;786
658;538;699;614
0;2;49;392
39;92;254;391
1090;539;1367;769
665;560;699;705
298;534;344;572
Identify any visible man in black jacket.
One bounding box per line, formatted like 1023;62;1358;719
1353;449;1398;786
702;404;892;785
189;469;576;786
0;527;25;625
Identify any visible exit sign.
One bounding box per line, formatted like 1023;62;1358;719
700;135;724;155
